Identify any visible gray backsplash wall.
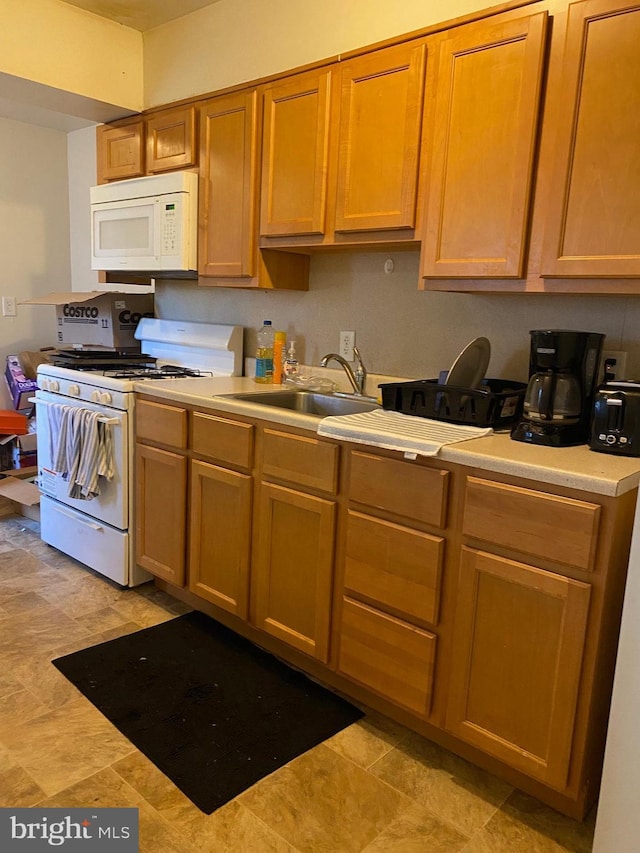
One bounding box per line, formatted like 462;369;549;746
154;250;640;383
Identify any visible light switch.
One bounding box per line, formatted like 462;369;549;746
2;296;17;317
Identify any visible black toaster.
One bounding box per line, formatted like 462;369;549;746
590;381;640;456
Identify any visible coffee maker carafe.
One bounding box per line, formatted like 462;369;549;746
511;330;605;446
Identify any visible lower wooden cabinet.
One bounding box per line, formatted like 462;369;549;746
253;481;336;662
338;597;437;716
446;547;591;790
134;399;635;819
135;443;187;586
188;459;252;618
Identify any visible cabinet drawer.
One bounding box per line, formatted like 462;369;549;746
262;428;339;493
463;477;600;571
349;451;448;527
136;400;187;449
192;412;253;469
338;597;436;716
344;510;443;626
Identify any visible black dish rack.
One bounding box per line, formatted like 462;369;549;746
379;378;527;428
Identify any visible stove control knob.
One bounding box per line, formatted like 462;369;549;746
68;384;80;396
40;379;49;391
100;392;113;405
50;380;59;392
91;390;101;403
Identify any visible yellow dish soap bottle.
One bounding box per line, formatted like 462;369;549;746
273;331;286;384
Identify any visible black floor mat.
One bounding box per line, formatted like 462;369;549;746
52;611;363;813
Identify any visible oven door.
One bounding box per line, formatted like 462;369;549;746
35;390;128;530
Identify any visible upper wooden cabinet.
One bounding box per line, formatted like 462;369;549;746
97;109;197;182
259;40;428;248
421;10;548;278
334;41;427;234
146;105;197;173
541;0;640;278
198;90;259;278
96;119;144;183
96;0;640;291
260;68;332;237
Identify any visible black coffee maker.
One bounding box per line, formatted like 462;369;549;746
511;330;605;446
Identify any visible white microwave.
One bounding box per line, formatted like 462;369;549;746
90;171;198;273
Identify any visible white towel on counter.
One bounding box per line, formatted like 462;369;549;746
317;409;493;458
46;402;115;499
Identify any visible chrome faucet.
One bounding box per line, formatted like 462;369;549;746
320;346;368;396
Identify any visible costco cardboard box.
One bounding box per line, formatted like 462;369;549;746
22;292;154;350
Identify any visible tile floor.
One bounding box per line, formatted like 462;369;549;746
0;513;596;852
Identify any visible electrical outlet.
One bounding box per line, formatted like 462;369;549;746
601;350;628;382
1;296;16;317
339;331;355;361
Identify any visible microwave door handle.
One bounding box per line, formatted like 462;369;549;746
153;196;162;261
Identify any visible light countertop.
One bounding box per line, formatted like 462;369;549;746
133;374;640;498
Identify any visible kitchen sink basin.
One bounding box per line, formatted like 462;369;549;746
224;390;380;417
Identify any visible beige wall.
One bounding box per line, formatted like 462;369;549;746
153;255;637;385
1;0;143;113
0;117;72;408
143;0;486;106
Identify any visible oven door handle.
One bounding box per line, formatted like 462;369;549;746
30;398;120;425
54;507;104;532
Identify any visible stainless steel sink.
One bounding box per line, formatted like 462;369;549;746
225;390;380;417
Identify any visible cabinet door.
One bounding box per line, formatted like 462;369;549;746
334;41;427;233
421;12;547;278
97;121;144;182
260;69;332;237
254;482;336;662
446;547;591;790
189;460;252;618
541;0;640;277
146;106;197;173
135;443;187;586
198;90;259;277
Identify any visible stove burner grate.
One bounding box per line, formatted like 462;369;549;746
108;366;213;380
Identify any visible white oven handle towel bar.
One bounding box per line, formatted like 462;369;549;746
39;399;115;500
28;398;119;425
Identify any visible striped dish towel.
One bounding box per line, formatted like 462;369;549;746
317;409;492;457
51;405;114;499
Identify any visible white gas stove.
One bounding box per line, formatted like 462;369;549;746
35;320;243;587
